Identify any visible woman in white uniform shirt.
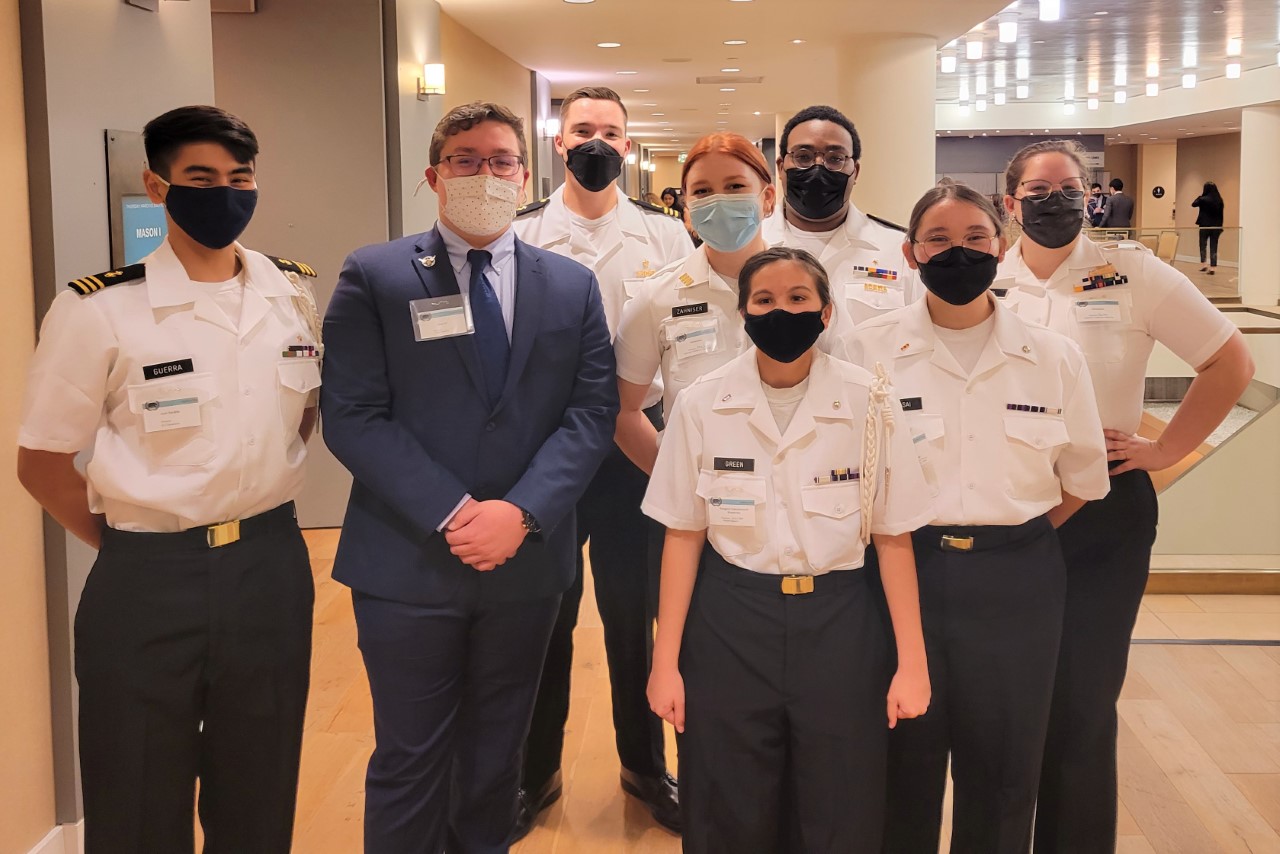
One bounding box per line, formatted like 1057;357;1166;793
996;140;1255;854
614;132;775;474
644;247;934;852
842;182;1111;854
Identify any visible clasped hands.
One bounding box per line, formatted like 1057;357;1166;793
445;498;527;572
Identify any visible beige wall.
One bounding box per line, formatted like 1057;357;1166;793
651;154;683;201
440;12;532;193
1104;143;1137;194
1;3;57;851
1137;142;1178;228
1176;133;1240;229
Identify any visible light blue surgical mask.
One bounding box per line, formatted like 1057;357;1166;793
687;193;762;252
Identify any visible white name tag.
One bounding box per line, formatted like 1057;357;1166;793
141;396;201;433
410;295;474;342
1073;299;1123;323
708;496;757;527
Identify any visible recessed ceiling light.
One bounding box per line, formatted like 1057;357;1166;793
1095;10;1108;15
563;0;595;4
597;42;621;48
652;112;665;116
643;102;658;106
719;102;732;106
753;111;761;115
724;39;747;45
633;89;650;93
716;120;728;124
1033;40;1045;45
791;39;805;44
720;87;736;92
617;70;638;75
721;67;741;73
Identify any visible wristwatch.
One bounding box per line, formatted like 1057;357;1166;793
519;508;541;535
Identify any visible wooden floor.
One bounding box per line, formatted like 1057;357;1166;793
283;529;1280;853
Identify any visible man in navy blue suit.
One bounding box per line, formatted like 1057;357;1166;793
321;101;618;853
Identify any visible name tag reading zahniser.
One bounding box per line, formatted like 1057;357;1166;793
411;295;473;342
142;395;201;433
1073;299;1123;323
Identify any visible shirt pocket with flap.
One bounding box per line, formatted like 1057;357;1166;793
696;470;767;557
661;310;728;381
799;481;864;570
1002;413;1070;502
906;412;946;498
125;371;219;467
1068;291;1132;365
277;359;322;441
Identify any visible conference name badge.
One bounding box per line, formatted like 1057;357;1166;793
410;295;474;342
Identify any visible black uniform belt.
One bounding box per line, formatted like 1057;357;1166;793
916;515;1051;553
642;402;664;432
702;548;864;596
102;502;298;552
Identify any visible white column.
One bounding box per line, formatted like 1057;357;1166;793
1239;105;1280;306
836;35;937;226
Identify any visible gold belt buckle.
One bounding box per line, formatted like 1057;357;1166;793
941;535;974;551
780;575;815;595
206;519;241;548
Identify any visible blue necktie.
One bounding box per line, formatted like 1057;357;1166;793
467;249;509;406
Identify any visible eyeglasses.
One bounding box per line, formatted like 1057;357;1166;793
912;233;999;258
439;154;525;177
1016;178;1087;201
785;148;851;171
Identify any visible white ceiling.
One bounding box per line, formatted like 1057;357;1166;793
437;0;1010;150
437;0;1280;151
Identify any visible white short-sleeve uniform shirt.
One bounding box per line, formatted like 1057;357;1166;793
997;238;1236;434
642;349;935;575
843;297;1110;526
515;186;693;409
762;203;924;337
19;239;321;532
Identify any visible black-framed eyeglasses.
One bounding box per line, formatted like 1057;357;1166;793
785;148;851;171
1016;178;1087;202
912;233;999;258
439;154;525;177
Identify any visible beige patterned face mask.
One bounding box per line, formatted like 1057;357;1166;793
440;174;521;236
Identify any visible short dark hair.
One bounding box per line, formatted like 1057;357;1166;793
907;178;1004;244
738;247;832;312
559;86;628;126
779;105;861;161
1110;178;1124;191
143;105;258;180
430;101;528;166
1091;183;1103;191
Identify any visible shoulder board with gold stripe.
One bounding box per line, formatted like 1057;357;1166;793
268;256;318;278
67;264;145;296
631;198;682;218
867;213;907;233
516;198;550;217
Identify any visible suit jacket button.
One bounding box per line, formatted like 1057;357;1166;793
486;421;497;431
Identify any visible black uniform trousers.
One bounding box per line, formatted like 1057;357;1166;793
884;517;1065;854
681;547;892;854
75;503;313;854
355;587;561;854
523;414;667;791
1198;227;1223;266
1034;469;1158;854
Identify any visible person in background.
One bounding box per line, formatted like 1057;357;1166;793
1098;177;1132;229
997;139;1254;854
644;191;662;206
661;186;685;216
17;104;321;852
1192;180;1225;275
844;180;1110;854
512;85;691;838
645;246;933;852
763;105;924;337
320;101;618;852
1087;182;1107;227
614;131;778;477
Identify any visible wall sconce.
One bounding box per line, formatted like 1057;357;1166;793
542;118;561;139
640;159;651;171
418;63;446;100
626;153;637;165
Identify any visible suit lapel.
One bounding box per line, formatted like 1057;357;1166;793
494;239;547;413
412;227;486;399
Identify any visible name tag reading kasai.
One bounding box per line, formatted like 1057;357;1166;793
713;457;754;472
899;397;923;412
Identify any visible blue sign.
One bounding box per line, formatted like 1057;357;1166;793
122;196;166;264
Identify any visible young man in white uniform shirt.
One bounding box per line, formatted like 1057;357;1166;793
17;106;321;852
763;105;924;337
512;86;692;836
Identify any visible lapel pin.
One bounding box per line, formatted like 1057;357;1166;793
900;342;910;351
420;256;436;268
832;400;841;410
1022;345;1031;353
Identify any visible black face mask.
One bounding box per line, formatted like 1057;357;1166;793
918;246;998;306
784;165;851;221
1018;191;1085;249
565;139;623;193
163;183;258;249
743;308;826;363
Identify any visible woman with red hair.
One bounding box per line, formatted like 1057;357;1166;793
614;132;777;473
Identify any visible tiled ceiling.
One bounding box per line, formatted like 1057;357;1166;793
936;0;1280;108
